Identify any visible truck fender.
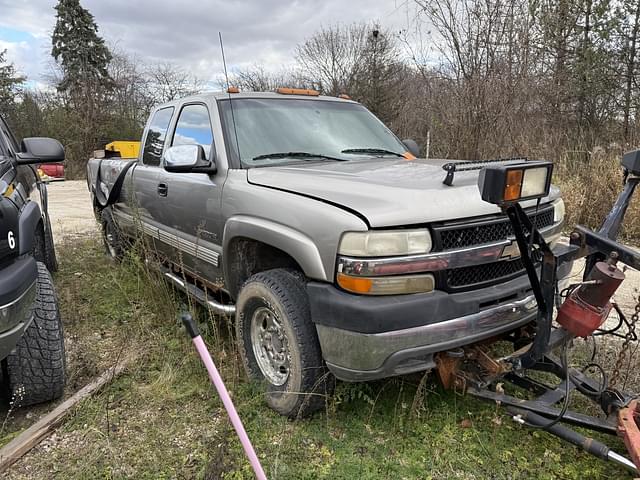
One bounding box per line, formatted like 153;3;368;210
18;201;42;255
93;159;136;208
223;215;328;284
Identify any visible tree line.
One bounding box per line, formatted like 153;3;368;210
0;0;201;177
2;0;640;178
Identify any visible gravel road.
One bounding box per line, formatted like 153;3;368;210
47;179;99;242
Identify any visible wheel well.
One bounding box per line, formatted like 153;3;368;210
92;195;103;222
33;219;45;247
226;237;303;299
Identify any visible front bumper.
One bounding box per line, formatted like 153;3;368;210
308;260;572;382
0;256;37;360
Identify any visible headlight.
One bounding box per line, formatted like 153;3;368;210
553;198;565;224
337;272;435;295
339;229;432;257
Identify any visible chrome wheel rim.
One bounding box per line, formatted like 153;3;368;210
250;306;291;386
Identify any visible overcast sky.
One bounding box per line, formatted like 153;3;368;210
0;0;423;88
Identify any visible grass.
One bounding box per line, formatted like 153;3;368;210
1;239;636;479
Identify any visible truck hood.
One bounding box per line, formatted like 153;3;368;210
247;158;559;227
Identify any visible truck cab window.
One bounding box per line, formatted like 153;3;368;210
171;104;214;160
142;107;174;166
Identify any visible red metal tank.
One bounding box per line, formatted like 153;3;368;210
557;260;625;337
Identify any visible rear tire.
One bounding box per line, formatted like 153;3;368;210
4;262;66;407
101;208;125;261
236;269;333;418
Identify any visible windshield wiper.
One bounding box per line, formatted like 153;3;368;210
341;148;405;157
252;151;346;162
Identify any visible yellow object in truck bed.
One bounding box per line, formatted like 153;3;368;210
105;141;140;159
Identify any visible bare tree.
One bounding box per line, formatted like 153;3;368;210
146;62;203;104
107;50;154;139
230;65;302;92
414;0;542;158
295;23;371;95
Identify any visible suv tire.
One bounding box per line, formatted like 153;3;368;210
3;262;66;406
236;269;333;418
33;219;58;273
42;215;58;272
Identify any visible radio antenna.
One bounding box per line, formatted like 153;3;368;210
219;32;241;162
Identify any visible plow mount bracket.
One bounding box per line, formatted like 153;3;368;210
618;400;640;469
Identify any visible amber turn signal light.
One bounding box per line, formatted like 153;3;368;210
337;272;435;295
504;169;523;201
337;273;373;293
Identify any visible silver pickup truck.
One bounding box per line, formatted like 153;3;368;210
87;90;569;417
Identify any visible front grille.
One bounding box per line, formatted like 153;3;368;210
437;207;554;251
434;206;554;291
446;259;526;289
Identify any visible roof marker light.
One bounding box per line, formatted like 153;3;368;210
275;87;320;96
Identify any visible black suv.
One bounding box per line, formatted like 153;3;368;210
0;115;65;406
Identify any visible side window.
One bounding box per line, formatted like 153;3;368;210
171;104;214;160
142;107;174;166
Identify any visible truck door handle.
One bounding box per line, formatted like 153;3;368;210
157;183;168;197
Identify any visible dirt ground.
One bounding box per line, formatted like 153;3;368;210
47;179;99;242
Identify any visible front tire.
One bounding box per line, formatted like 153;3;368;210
236;269;333;417
4;262;66;406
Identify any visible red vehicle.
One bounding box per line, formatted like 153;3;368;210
38;162;65;180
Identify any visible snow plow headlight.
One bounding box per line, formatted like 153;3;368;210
338;229;432;257
478;161;553;205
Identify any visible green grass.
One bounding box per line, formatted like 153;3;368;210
2;239;634;479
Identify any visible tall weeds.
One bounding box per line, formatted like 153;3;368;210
556;152;640;241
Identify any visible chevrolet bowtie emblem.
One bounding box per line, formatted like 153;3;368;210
500;241;522;260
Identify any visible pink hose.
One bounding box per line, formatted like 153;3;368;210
183;314;267;480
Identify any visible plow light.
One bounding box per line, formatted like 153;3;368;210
478;161;553;205
622;149;640;175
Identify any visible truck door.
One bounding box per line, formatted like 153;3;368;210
156;102;224;282
121;106;175;260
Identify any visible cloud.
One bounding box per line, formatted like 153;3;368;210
0;0;419;85
0;36;50;86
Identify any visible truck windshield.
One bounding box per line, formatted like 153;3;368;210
218;98;407;167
